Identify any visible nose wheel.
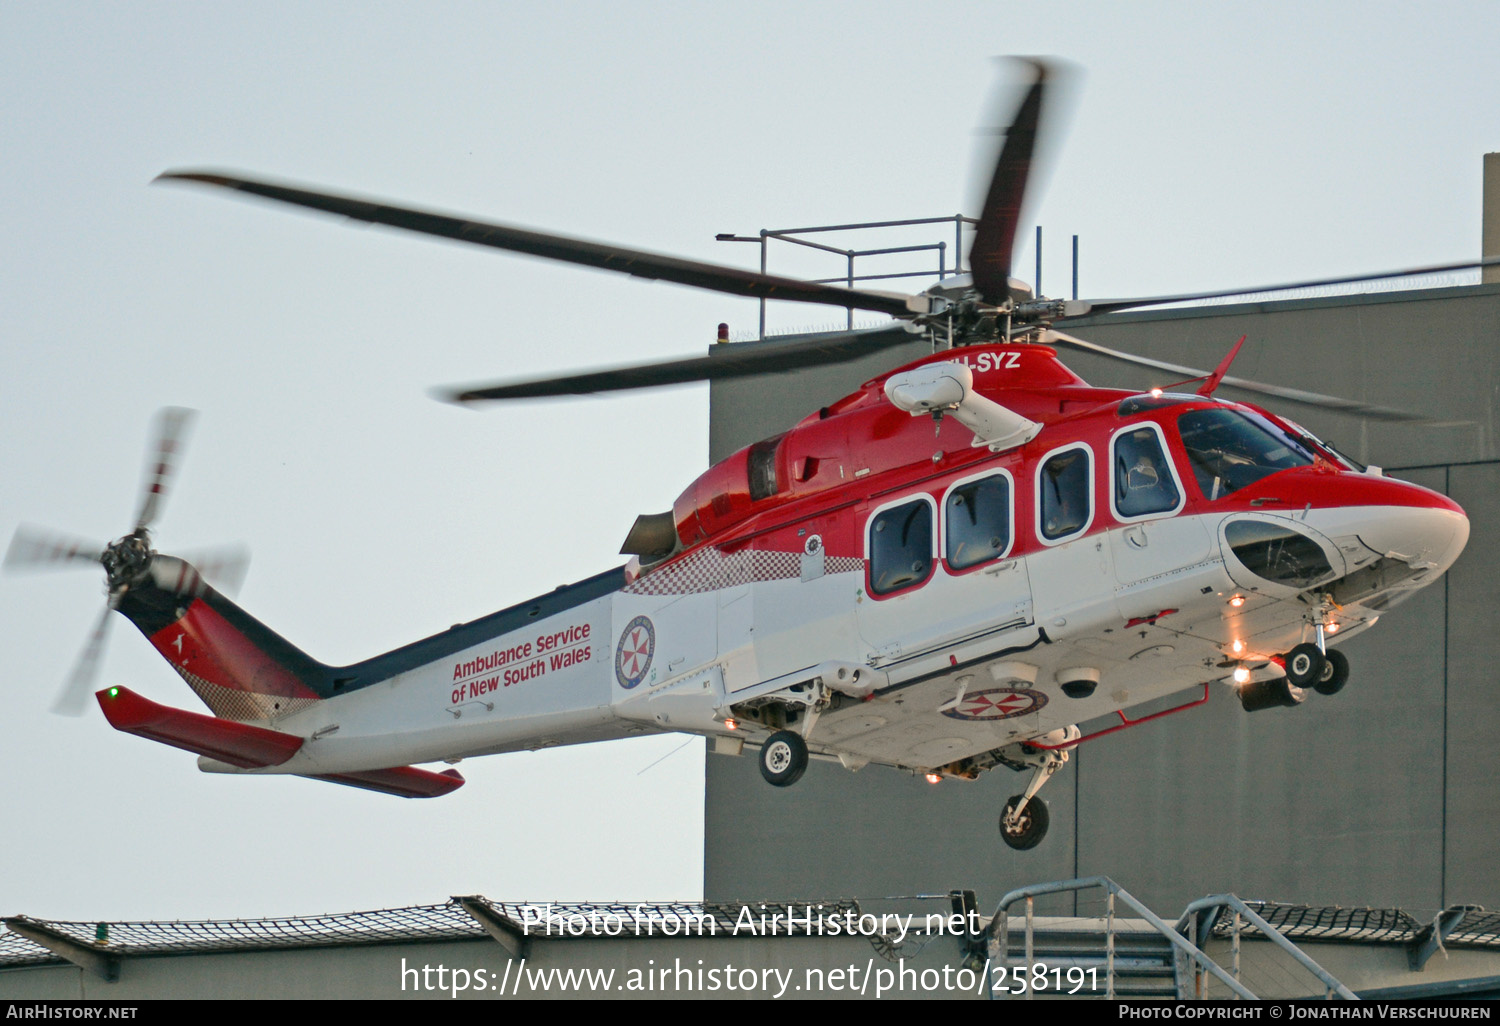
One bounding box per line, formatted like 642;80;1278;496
1284;643;1326;688
1314;649;1350;695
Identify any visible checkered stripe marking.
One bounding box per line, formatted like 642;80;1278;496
624;547;865;596
171;665;321;722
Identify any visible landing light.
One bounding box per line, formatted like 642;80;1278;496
1229;595;1246;608
1326;622;1340;634
925;773;941;785
1149;387;1163;398
723;718;738;731
1232;666;1251;685
1231;639;1245;654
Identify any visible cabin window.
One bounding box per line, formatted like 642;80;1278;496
1112;426;1181;519
1178;409;1313;500
1038;446;1092;542
868;499;934;595
945;474;1012;570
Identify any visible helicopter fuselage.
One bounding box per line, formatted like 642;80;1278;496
103;343;1467;812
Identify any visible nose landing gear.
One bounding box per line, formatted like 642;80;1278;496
1238;640;1352;712
1284;643;1326;688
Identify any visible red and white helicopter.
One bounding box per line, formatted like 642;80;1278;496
9;63;1482;849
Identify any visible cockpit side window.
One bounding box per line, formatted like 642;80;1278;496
1178;409;1314;500
1112;425;1181;519
868;499;934;595
1038;446;1092;542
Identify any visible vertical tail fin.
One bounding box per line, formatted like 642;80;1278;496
116;559;329;721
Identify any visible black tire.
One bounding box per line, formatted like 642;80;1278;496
1238;676;1307;712
999;795;1049;851
1315;649;1350;696
759;730;807;787
1284;643;1326;688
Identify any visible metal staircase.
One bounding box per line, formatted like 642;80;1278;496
987;921;1178;998
984;877;1357;1000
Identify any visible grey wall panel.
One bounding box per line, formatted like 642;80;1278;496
708;328;929;462
1076;538;1448;912
1062;284;1500;470
1442;462;1500;907
704;744;1078;914
704;287;1498;914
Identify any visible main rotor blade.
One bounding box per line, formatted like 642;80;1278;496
156;172;925;319
1042;330;1428;422
1069;257;1500;318
53;598;117;717
4;526;104;571
133;407;196;532
970;59;1049;305
441;328;918;402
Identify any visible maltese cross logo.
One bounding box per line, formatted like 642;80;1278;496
614;615;656;689
941;687;1048;721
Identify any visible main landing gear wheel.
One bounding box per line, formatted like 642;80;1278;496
999;795;1049;851
759;730;808;787
1284;643;1327;689
1315;649;1350;696
1238;676;1307;712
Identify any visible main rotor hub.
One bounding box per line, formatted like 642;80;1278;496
101;532;153;590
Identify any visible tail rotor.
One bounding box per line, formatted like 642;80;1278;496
4;407;250;715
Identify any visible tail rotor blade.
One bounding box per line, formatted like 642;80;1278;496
133;407;196;533
53;599;118;717
179;544;251;597
4;526;105;572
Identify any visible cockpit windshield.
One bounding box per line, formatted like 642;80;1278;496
1176;408;1315;500
1279;418;1367;472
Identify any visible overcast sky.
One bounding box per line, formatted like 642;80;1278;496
3;1;1498;922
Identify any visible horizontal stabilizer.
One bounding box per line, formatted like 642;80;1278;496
309;766;465;799
97;686;304;768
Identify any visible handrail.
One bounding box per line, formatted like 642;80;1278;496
988;876;1255;1000
1177;895;1358;1000
717;214;974;337
1027;682;1210;750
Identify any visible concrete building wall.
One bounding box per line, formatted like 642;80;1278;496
703;284;1500;916
1485;153;1500;285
